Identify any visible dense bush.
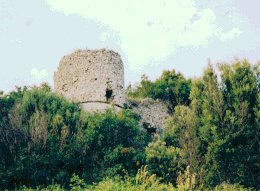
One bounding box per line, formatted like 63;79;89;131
151;60;259;189
18;168;253;191
0;59;258;190
145;139;181;185
126;69;191;112
75;109;150;183
0;84;149;190
18;166;177;191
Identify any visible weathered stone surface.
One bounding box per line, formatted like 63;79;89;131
80;102;122;113
126;98;171;132
54;49;125;112
54;48;171;130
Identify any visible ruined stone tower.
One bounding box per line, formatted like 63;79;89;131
54;49;125;112
54;48;171;131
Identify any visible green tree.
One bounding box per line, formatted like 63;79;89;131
161;60;259;189
188;61;259;188
145;139;181;185
126;74;154;99
163;106;202;185
126;70;191;112
152;70;191;112
76;109;150;183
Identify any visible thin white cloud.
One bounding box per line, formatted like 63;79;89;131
30;68;48;80
219;28;242;41
46;0;242;71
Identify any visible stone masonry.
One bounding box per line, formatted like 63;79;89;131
54;49;125;112
54;48;171;130
126;98;171;133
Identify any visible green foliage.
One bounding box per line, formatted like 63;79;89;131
20;166;177;191
194;61;260;188
163;106;201;185
126;70;191;112
163;60;259;189
0;84;82;188
212;183;254;191
145;139;181;184
176;166;197;191
0;84;149;190
126;74;154;99
76;109;150;183
70;174;87;191
18;169;253;191
0;59;258;190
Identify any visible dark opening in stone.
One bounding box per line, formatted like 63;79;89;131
143;122;156;134
106;89;113;102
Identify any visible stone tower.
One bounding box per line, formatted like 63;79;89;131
54;49;125;112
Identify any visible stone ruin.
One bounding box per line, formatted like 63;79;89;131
54;49;170;131
127;98;170;133
54;49;125;112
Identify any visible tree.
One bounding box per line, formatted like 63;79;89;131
160;60;259;189
145;139;181;184
188;61;259;188
126;70;191;112
76;109;150;183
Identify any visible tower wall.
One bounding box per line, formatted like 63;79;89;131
54;49;125;112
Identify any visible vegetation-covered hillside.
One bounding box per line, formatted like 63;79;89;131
0;60;259;190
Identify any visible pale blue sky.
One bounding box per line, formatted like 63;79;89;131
0;0;259;92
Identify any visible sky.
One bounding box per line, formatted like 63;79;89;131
0;0;259;93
